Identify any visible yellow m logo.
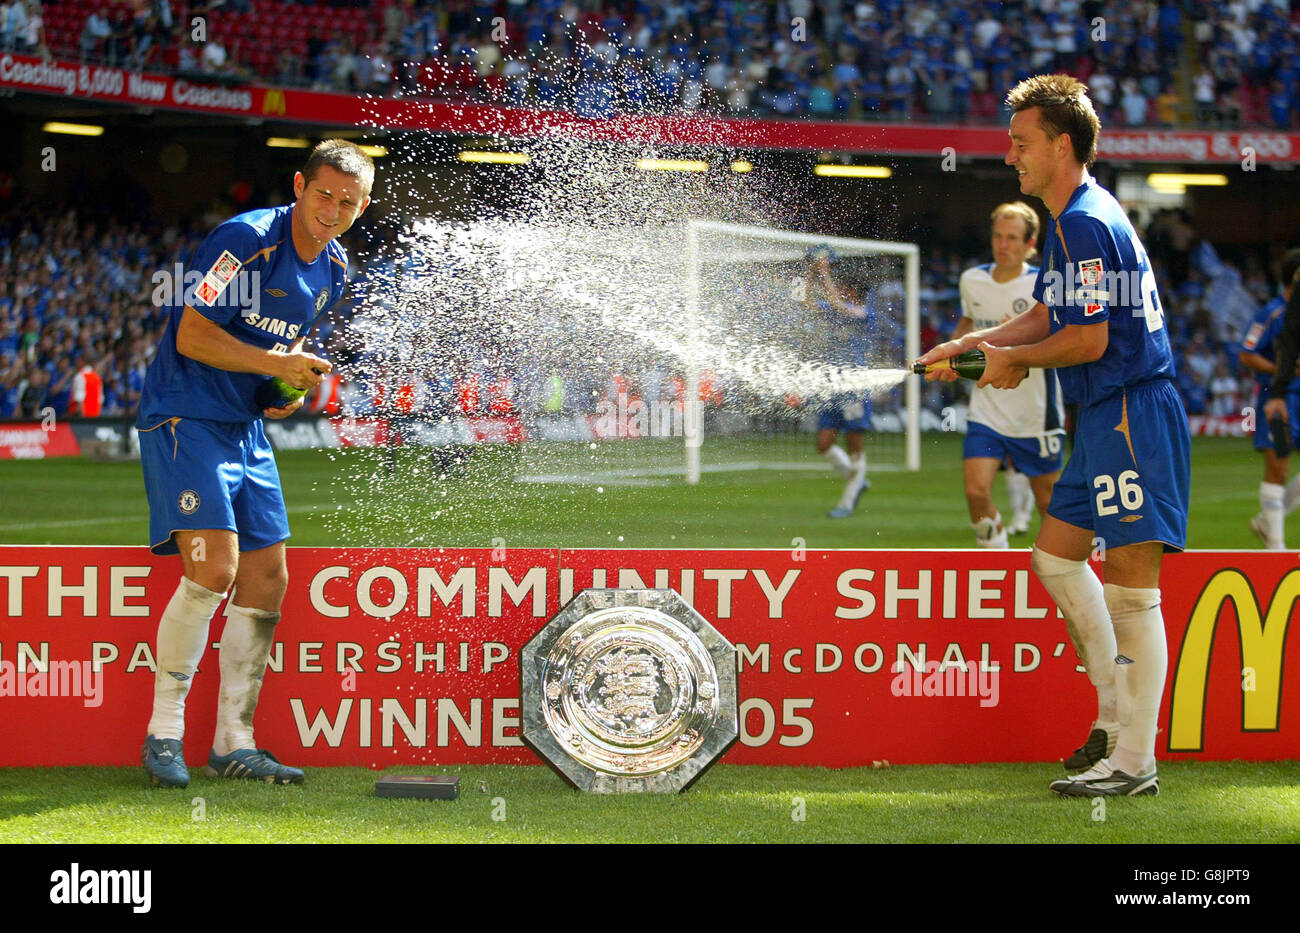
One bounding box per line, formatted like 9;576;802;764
1169;568;1297;751
263;89;286;116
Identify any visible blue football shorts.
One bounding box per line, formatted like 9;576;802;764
1252;386;1300;453
139;416;290;555
817;395;872;432
963;421;1064;476
1046;379;1190;551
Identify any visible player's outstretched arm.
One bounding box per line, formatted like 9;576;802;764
917;302;1051;380
1238;349;1275;376
978;320;1107;389
176;306;330;389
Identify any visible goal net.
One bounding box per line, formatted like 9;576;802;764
342;218;919;490
499;219;922;487
680;221;920;483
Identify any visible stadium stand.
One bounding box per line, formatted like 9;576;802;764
0;197;1270;427
33;0;1299;127
11;2;1293;427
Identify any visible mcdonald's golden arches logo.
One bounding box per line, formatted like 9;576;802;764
262;89;286;116
1169;568;1297;751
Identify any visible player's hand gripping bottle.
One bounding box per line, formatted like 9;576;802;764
254;370;322;410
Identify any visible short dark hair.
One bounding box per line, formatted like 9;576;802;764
302;139;375;196
1280;248;1300;287
1005;74;1101;169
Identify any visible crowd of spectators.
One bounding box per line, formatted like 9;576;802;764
0;205;187;419
0;194;1279;429
1189;0;1300;127
1;0;47;54
30;0;1298;128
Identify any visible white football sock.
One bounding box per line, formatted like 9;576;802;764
1105;584;1167;774
1261;481;1285;549
147;576;227;741
834;453;868;510
1284;473;1300;514
213;604;281;757
1007;469;1032;521
972;514;1008;548
837;475;865;510
1031;548;1117;723
824;445;852;478
849;452;866;481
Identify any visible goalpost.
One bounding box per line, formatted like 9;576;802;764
500;219;921;489
682;220;921;484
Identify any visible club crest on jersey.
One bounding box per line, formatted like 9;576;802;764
194;250;242;307
1013;298;1029;314
314;288;329;312
178;490;200;515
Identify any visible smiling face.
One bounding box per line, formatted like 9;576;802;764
292;164;369;254
1005;107;1061;203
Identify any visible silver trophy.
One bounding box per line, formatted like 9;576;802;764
521;588;739;793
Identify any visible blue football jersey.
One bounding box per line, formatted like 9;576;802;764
1240;296;1300;395
816;296;877;366
1032;179;1176;408
140;206;348;424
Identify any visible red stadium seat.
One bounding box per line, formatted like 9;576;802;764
482;73;505;99
452;63;478;91
970;91;997;120
419;60;452;95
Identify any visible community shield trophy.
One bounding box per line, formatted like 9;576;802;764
521;588;739;793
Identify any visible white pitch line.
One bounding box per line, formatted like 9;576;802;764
0;502;338;532
0;515;140;531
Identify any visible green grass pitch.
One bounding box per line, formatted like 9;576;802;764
2;763;1297;844
1;433;1296;843
0;433;1275;549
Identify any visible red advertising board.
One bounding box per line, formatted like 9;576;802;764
0;546;1296;768
6;52;1300;162
0;423;82;459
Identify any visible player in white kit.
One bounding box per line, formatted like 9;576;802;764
954;202;1064;547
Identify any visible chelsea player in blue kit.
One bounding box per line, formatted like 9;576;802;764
138;140;373;787
919;75;1190;797
1238;249;1300;549
807;248;874;518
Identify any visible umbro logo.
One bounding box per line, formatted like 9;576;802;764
264;288;287;297
1115;654;1134;664
1120;514;1143;523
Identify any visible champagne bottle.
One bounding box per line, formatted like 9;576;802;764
254;369;322;410
912;349;986;380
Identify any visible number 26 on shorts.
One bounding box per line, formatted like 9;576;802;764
1094;470;1143;516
